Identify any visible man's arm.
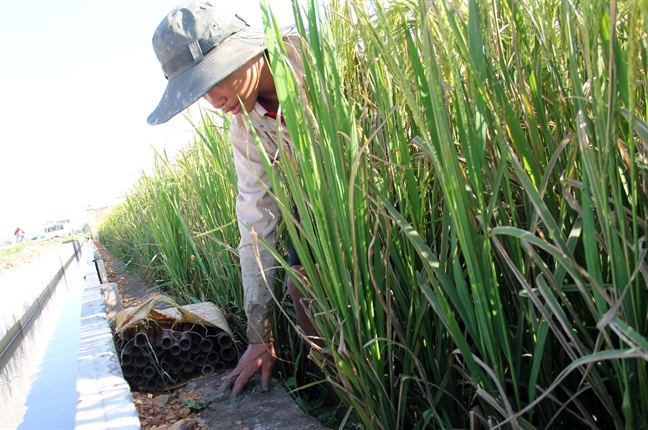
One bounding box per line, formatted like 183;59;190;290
221;116;279;396
231;115;279;343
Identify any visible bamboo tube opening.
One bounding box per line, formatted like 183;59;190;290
213;361;226;374
183;361;195;373
131;374;145;386
167;371;180;384
179;331;192;351
206;351;219;364
160;329;173;349
144;379;158;390
201;364;214;377
199;338;213;352
194;354;207;367
220;346;236;362
169;341;181;356
216;332;233;349
120;350;133;366
134;355;148;368
170;357;183;371
142;365;156;379
122;364;137;378
134;331;148;347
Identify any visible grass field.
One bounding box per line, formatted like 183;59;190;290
0;235;86;258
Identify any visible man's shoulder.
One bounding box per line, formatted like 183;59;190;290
283;34;303;68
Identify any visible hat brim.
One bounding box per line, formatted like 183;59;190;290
147;26;293;125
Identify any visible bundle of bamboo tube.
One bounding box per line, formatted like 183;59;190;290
115;320;238;390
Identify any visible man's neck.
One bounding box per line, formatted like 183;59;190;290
256;56;279;112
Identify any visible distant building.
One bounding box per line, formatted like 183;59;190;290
44;219;72;239
86;205;114;241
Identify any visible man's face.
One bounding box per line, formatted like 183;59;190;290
202;56;262;116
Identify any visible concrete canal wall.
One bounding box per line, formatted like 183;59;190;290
0;241;140;429
0;241;81;357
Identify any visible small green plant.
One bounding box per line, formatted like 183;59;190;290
182;398;204;411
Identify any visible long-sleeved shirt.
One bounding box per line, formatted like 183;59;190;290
229;34;304;344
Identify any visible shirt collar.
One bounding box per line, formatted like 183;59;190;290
253;102;268;117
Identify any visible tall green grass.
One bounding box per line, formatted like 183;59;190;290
99;112;247;337
100;0;647;428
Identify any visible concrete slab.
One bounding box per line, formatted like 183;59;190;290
75;244;140;430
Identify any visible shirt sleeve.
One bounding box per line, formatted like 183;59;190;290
229;115;278;344
230;115;280;250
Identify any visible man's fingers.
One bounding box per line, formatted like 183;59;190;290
215;375;234;397
260;368;272;392
229;361;246;379
230;364;257;399
230;384;242;400
217;358;249;395
260;356;274;391
216;343;275;400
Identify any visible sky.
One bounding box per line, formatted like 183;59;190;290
0;0;302;239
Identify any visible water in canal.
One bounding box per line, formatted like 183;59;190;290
0;243;88;429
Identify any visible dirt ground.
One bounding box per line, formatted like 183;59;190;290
96;242;327;430
0;241;65;277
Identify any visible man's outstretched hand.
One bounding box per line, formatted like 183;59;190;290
216;342;276;399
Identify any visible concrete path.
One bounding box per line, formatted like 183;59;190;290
75;242;141;429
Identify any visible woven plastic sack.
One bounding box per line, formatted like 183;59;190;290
114;294;232;335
